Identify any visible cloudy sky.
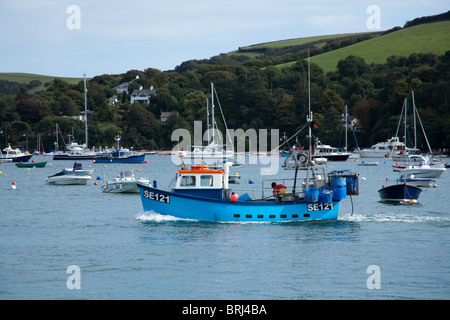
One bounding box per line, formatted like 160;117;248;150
0;0;448;77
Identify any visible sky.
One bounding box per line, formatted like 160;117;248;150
0;0;448;78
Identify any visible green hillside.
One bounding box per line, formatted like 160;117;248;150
0;73;82;94
307;20;450;72
236;32;372;51
230;32;378;60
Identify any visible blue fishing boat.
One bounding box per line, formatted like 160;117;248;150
138;116;359;223
94;149;145;163
138;161;353;222
93;135;145;163
137;58;359;222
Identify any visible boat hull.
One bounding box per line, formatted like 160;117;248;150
401;168;445;178
137;184;340;222
378;183;422;203
398;178;435;187
46;176;91;185
16;161;47;168
102;181;139;193
94;155;145;163
2;155;33;163
53;154;97;160
314;154;350;161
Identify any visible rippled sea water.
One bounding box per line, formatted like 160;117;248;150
0;154;449;300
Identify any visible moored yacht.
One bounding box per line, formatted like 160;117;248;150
313;139;351;161
358;137;406;158
1;144;32;163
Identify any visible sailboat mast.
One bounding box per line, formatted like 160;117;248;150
84;74;88;149
210;83;215;145
412;90;417;150
55;123;59;152
345;105;348;153
206;98;210;144
404;96;407;148
307;51;313;163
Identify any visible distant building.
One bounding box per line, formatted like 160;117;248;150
107;95;119;105
112;75;139;94
341;113;361;131
130;86;157;105
161;111;178;124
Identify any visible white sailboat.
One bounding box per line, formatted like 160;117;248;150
391;91;446;178
53;74;98;160
391;92;427;162
189;83;234;163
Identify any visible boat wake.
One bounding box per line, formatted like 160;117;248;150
135;211;196;223
340;212;450;225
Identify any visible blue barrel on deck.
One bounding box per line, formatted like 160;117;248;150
305;187;319;203
345;175;358;195
330;177;346;200
319;187;333;203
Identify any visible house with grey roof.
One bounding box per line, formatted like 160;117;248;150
130;86;157;105
112;75;139;94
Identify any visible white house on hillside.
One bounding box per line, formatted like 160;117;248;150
130;86;157;105
113;75;139;94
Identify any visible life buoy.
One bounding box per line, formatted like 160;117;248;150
297;153;307;163
191;165;209;170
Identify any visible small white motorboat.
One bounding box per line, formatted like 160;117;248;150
46;168;92;185
101;170;149;193
64;162;94;175
400;156;446;178
358;160;379;166
398;173;435;187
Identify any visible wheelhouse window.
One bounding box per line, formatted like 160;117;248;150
180;175;196;187
200;175;213;187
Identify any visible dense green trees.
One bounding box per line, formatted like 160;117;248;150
0;50;449;154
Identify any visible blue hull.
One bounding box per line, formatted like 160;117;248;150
94;155;145;163
137;184;340;222
9;155;33;163
378;183;422;202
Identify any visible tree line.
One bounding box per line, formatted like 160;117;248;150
0;50;449;154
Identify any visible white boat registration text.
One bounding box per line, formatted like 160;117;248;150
307;202;333;211
143;190;170;204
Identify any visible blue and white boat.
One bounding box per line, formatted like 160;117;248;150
138;114;359;223
94;135;145;163
1;144;32;163
138;162;353;222
378;181;422;203
46;162;92;185
137;57;360;222
94;149;145;163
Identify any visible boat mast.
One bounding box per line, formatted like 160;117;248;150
206;98;210;144
210;83;215;146
412;90;417;151
55;123;59;152
307;50;313;164
345;105;348;153
83;74;88;149
404;95;407;149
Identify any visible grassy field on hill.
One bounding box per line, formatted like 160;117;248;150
230;32;374;58
0;73;82;93
303;20;450;72
238;32;371;50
